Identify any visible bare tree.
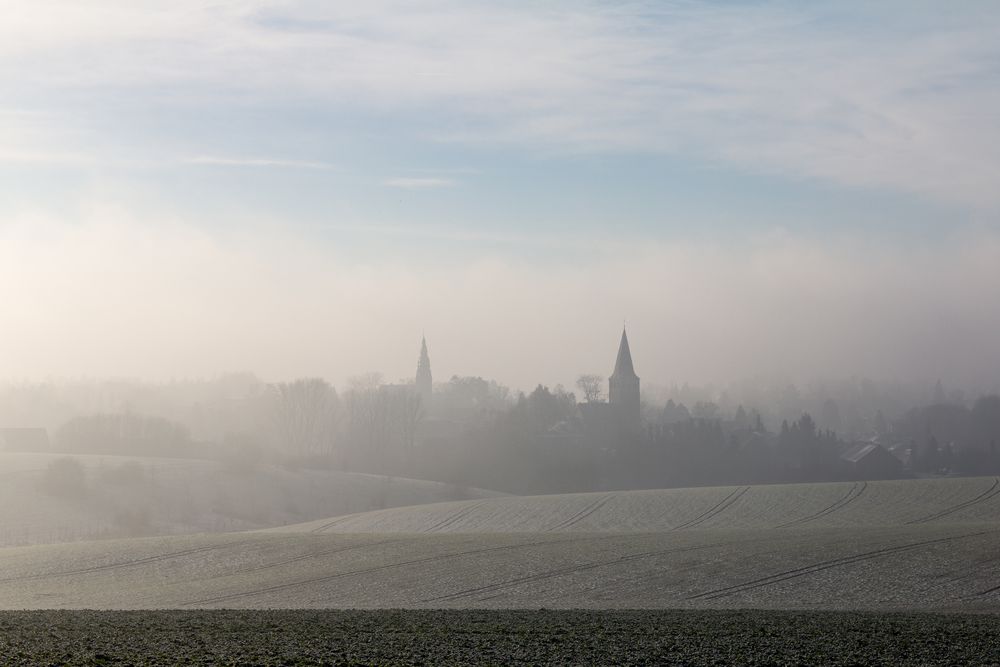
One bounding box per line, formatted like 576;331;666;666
269;378;339;456
342;374;430;472
576;374;604;403
343;373;389;467
394;390;424;451
344;374;384;447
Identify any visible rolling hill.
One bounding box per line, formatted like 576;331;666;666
0;476;997;611
0;452;499;547
277;476;1000;534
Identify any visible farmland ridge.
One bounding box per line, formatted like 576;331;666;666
278;476;1000;534
0;476;997;611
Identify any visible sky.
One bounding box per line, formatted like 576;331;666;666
1;1;999;393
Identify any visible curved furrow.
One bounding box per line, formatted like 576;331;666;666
669;488;742;531
980;583;1000;596
423;541;735;603
423;501;489;534
207;538;412;579
686;530;994;601
308;502;425;534
775;482;867;529
547;495;614;532
976;553;1000;597
560;495;614;530
0;539;255;583
907;477;1000;525
673;487;749;531
309;514;364;534
423;533;782;604
181;535;611;607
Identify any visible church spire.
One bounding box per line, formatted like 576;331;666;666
415;335;433;410
609;327;640;430
418;336;430;368
612;327;638;379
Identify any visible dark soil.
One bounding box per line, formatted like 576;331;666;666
0;609;997;666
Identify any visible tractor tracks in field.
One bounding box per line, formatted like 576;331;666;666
775;482;868;529
907;477;1000;525
423;501;491;534
181;534;616;607
979;582;1000;596
309;512;370;534
670;487;749;531
546;495;615;532
973;550;1000;597
215;538;413;579
310;499;494;535
420;536;771;604
686;529;995;602
0;538;255;584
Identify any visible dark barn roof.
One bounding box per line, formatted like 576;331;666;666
840;442;903;480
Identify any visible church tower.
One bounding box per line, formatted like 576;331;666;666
415;336;433;411
609;327;640;428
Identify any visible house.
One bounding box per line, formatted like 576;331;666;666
840;442;903;480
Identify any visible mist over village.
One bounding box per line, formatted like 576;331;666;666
2;1;1000;664
3;326;999;539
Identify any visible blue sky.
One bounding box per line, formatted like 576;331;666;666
1;1;999;390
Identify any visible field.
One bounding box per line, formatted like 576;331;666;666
0;452;497;546
0;609;997;666
1;475;999;663
280;475;1000;534
0;476;998;611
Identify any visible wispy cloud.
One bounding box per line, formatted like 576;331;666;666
2;2;999;208
317;221;586;249
383;177;456;189
185;156;334;169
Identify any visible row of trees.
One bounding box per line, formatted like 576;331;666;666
269;374;511;472
36;369;1000;495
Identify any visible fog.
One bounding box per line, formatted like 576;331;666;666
2;206;999;541
5;7;1000;659
2;211;999;394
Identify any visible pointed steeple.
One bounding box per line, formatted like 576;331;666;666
415;336;433;410
418;336;430;370
612;328;638;379
609;327;641;431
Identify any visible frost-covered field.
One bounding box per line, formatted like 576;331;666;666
1;475;998;611
281;476;1000;533
0;452;498;546
1;523;998;610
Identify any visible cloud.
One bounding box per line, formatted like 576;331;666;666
383;177;456;189
185;156;334;169
2;2;999;209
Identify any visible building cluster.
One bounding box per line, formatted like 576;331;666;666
413;327;643;438
408;327;910;483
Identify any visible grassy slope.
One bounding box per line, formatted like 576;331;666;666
0;452;499;546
